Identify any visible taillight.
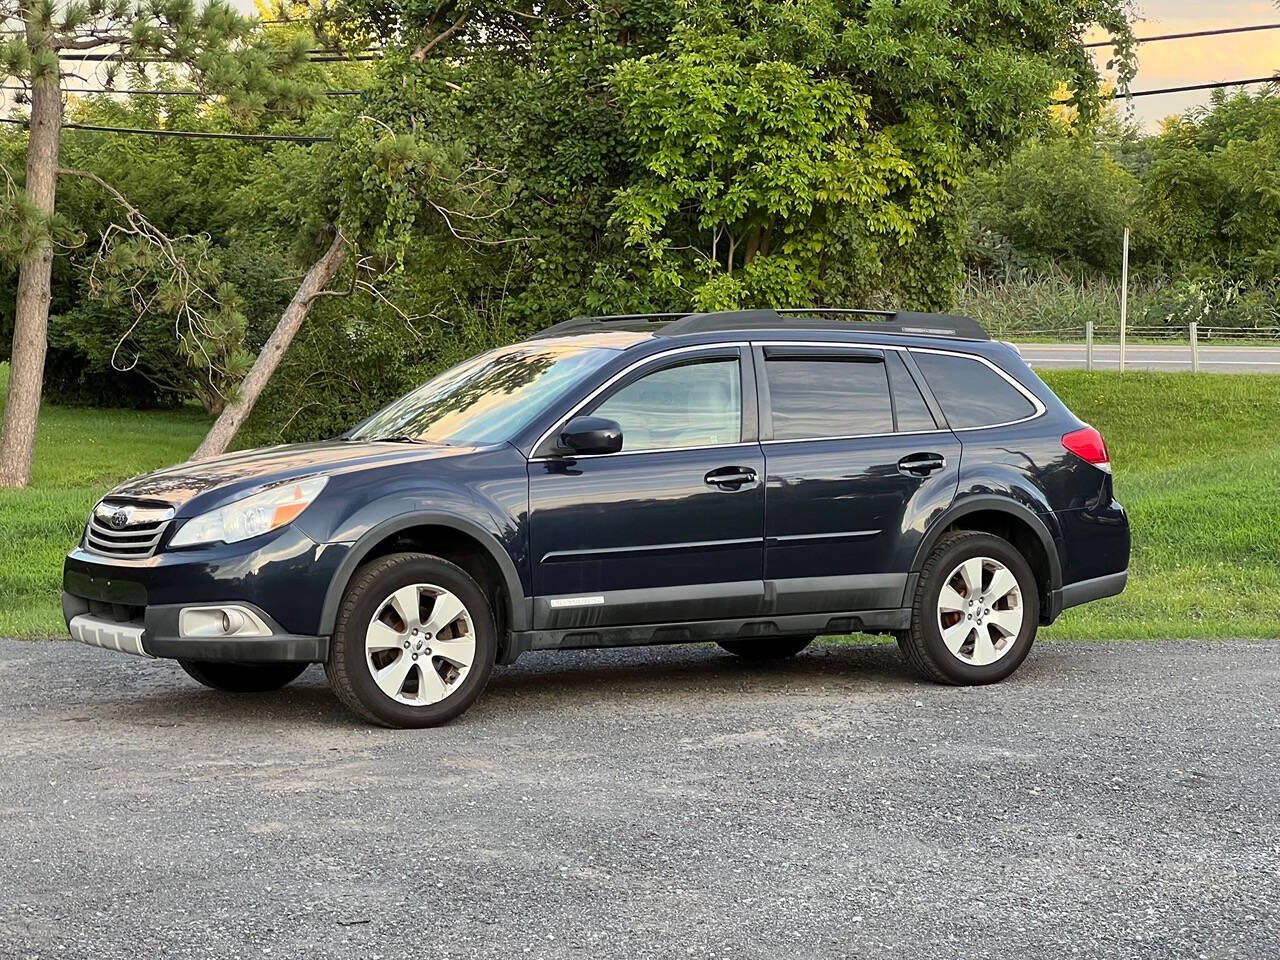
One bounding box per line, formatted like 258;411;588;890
1062;426;1111;473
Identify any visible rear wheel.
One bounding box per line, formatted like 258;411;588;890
325;552;497;728
898;531;1039;685
716;635;815;661
178;660;308;693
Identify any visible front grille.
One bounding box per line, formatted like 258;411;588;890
85;500;175;560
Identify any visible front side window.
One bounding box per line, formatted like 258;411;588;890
349;341;623;446
591;358;742;452
912;352;1037;429
766;358;893;440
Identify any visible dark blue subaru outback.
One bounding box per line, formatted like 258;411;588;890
63;309;1128;727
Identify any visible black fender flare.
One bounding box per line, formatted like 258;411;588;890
909;495;1063;595
318;512;531;636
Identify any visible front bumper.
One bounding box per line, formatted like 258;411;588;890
62;593;328;662
62;526;343;663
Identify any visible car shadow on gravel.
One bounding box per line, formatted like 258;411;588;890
92;641;920;729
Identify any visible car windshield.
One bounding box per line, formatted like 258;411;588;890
348;340;623;446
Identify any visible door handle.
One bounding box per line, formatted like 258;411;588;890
898;453;947;477
704;466;758;490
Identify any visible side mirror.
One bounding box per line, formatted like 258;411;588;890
558;416;623;456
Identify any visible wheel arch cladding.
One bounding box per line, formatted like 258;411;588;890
911;498;1062;621
319;514;531;639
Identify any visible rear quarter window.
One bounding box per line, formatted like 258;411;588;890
912;352;1037;429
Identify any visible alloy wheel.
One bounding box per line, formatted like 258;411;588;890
936;556;1024;667
364;583;476;705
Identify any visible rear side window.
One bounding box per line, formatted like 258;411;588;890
887;353;937;432
766;358;893;440
912;352;1037;429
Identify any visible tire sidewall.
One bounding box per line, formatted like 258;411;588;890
916;534;1039;685
332;555;497;727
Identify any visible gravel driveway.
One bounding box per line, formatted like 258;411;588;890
1;636;1277;960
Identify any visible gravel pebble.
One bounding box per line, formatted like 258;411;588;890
1;636;1277;959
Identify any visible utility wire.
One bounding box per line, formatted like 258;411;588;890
0;83;362;97
1085;22;1280;48
54;50;385;62
0;115;332;142
0;75;1273;143
1096;75;1278;100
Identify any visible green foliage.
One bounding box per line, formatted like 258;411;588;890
966;137;1140;277
8;0;1136;439
1138;87;1280;283
967;87;1280;293
0;91;321;407
607;0;1133;311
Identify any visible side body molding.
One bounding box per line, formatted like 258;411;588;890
907;494;1064;597
318;512;532;637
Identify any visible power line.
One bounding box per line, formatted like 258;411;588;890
1085;22;1280;48
0;115;332;142
1089;75;1277;101
0;74;1272;143
55;50;384;62
0;83;362;97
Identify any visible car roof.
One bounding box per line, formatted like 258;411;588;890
528;308;989;347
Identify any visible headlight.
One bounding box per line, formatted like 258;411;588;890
169;476;329;548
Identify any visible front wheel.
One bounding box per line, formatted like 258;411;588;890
325;552;497;728
717;635;815;661
178;660;308;692
898;531;1040;686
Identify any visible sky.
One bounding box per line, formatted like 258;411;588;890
1094;0;1280;129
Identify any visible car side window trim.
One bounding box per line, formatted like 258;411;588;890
750;340;1045;441
753;342;949;444
528;343;753;460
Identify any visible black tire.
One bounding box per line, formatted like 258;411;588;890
716;635;815;661
898;530;1039;685
178;660;308;693
324;552;497;728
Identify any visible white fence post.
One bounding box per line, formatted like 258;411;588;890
1086;321;1094;372
1119;227;1129;372
1190;322;1199;372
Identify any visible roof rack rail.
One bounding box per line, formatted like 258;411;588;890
531;307;988;342
662;308;989;340
529;313;686;339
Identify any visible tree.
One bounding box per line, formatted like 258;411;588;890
966;137;1141;277
609;0;1136;309
190;2;557;458
0;0;310;487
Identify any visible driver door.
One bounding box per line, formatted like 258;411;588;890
527;346;766;630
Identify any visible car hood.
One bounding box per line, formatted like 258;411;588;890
104;440;480;515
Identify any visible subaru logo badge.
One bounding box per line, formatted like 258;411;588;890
109;507;130;530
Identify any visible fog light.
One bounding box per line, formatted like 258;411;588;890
179;605;271;639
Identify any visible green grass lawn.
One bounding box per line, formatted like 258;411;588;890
0;365;210;636
1;364;1277;641
1039;370;1280;641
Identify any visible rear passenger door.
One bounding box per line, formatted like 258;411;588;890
756;345;961;614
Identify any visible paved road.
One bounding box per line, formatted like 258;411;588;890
2;636;1278;959
1017;342;1280;373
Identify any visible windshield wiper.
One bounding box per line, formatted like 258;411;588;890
365;435;430;444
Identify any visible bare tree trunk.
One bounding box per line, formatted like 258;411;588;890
0;66;61;489
192;234;347;460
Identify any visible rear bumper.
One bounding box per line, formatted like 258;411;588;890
1050;568;1129;619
